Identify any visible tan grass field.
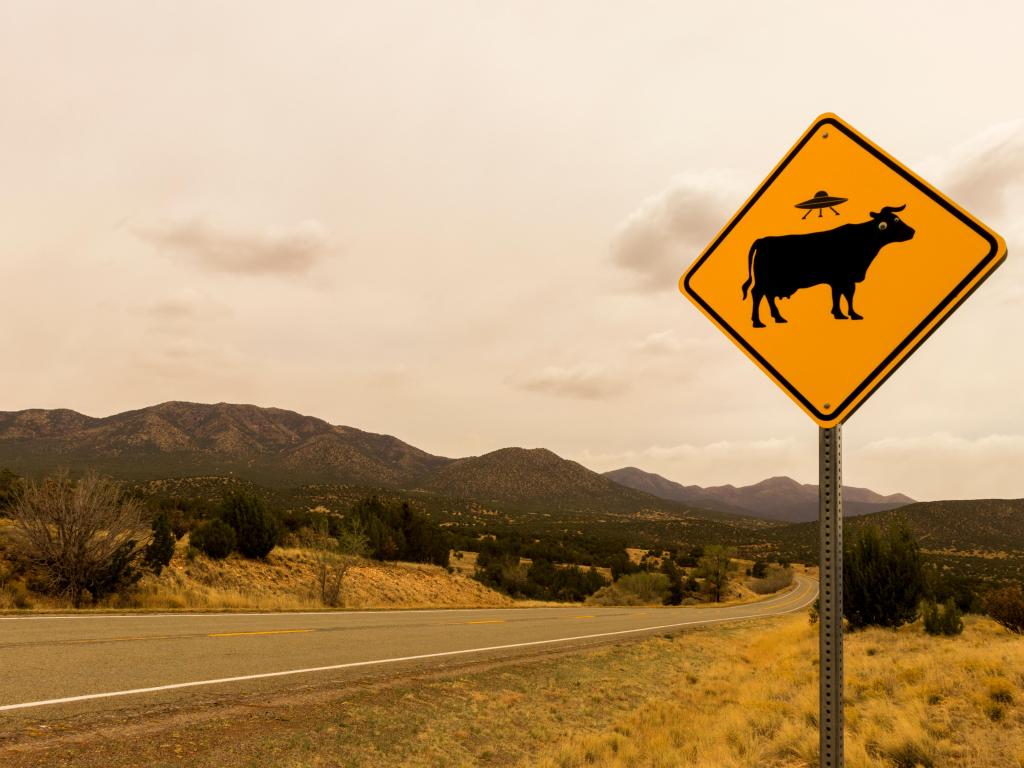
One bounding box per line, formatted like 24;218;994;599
535;614;1024;768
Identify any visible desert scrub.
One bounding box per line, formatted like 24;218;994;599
530;614;1024;768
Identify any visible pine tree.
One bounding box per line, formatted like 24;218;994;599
220;492;282;559
662;559;684;605
844;522;924;629
143;510;176;575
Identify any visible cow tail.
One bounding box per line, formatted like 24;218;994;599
741;240;758;299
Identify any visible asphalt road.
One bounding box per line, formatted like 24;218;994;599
0;575;816;718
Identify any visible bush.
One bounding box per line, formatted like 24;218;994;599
844;522;924;629
984;584;1024;634
189;519;236;560
696;545;736;603
662;559;684;605
524;559;607;602
748;567;794;595
9;470;149;607
143;511;176;575
923;597;964;636
0;468;21;515
220;492;282;559
924;566;982;614
607;572;669;604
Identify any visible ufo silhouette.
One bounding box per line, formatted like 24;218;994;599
795;190;848;219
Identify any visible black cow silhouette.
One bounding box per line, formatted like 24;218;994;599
741;205;915;328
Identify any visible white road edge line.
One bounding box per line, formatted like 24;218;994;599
0;580;817;712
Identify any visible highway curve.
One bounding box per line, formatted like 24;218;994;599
0;574;816;720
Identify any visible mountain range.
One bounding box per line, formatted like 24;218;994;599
603;466;914;522
0;402;738;522
0;401;909;524
3;401;1021;584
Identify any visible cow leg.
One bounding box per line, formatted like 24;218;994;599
751;288;766;328
844;286;863;320
831;286;848;319
767;295;787;323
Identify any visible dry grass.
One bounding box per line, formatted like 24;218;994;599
129;541;513;611
532;614;1024;768
3;536;513;612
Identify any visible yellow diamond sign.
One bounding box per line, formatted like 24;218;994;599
680;113;1007;428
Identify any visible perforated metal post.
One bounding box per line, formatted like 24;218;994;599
819;426;844;767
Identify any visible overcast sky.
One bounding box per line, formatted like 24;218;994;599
2;1;1023;500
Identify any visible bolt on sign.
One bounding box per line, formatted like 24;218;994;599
680;113;1007;427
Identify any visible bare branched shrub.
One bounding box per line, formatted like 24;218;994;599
9;470;149;606
985;584;1024;634
311;520;368;607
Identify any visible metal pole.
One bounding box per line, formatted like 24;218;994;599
819;425;844;768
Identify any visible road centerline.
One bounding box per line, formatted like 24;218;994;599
207;629;314;638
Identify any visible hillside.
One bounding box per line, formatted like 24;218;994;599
767;498;1024;583
0;403;773;534
605;466;914;522
0;402;451;488
424;448;734;518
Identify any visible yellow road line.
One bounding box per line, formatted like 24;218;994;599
573;615;595;619
208;629;314;638
465;619;506;625
55;634;182;645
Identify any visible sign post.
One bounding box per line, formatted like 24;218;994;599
818;426;843;768
679;113;1006;767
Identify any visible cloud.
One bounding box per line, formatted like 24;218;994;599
514;364;627;400
610;171;741;292
136;217;332;275
144;289;230;322
135;336;242;379
633;330;682;355
632;330;719;356
921;120;1024;220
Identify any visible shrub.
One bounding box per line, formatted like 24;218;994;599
662;559;684;605
750;559;769;579
924;567;983;614
844;522;924;629
0;468;21;515
923;597;964;636
696;545;736;603
189;519;236;560
614;572;669;603
143;511;176;575
524;559;607;602
220;492;282;559
748;567;794;595
8;470;148;607
984;584;1024;634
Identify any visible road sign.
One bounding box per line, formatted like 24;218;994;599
680;113;1007;427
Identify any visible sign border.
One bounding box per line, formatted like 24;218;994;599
681;113;1007;427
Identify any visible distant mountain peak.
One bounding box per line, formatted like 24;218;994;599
604;466;913;523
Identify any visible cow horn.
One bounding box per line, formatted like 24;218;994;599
870;204;906;218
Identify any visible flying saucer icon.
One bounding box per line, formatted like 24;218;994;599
795;190;848;219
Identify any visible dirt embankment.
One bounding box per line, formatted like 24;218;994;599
1;538;513;612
